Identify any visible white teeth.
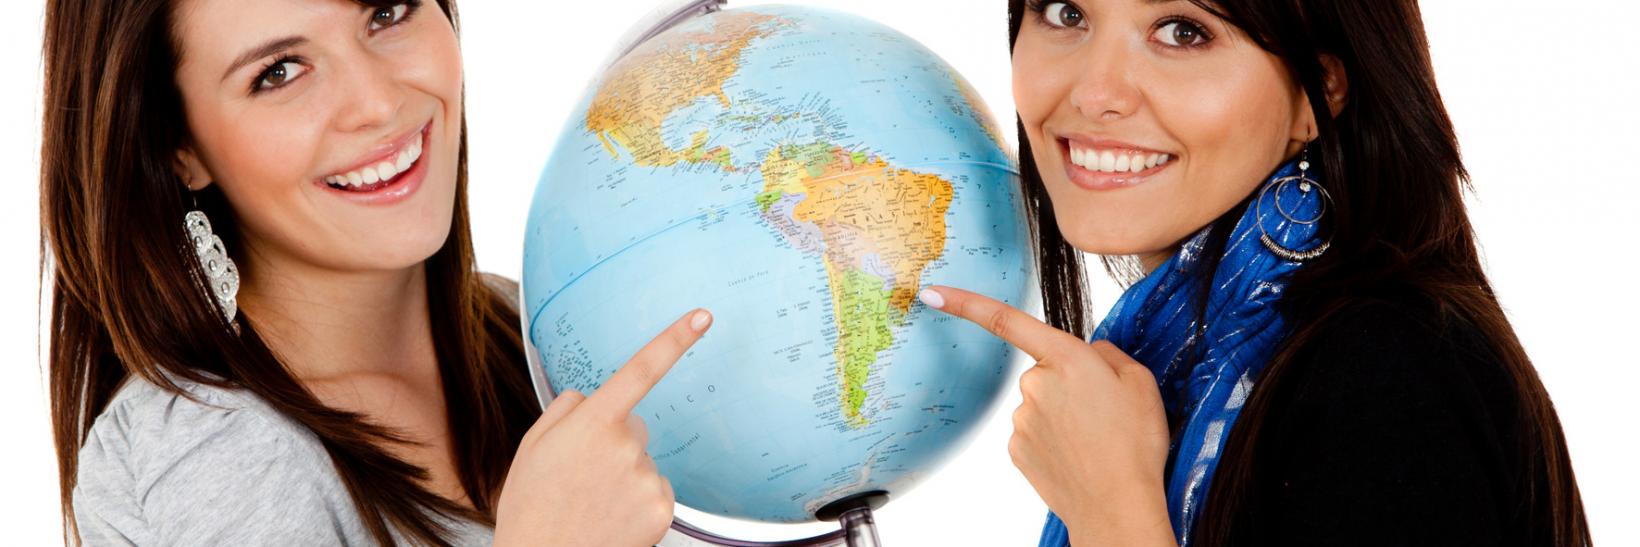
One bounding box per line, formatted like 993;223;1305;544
325;132;424;189
375;161;398;182
1068;144;1173;174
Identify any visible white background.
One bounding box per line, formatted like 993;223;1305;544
3;0;1637;544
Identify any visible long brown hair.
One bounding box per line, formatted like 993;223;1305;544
40;1;540;545
1006;0;1589;545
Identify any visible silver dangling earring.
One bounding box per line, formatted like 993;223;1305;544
184;194;240;326
1257;147;1333;262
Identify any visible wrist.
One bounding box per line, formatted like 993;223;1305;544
1065;478;1174;547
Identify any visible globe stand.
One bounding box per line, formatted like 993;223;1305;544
605;0;728;69
816;491;889;547
669;491;889;547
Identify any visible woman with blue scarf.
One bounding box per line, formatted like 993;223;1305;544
919;1;1589;546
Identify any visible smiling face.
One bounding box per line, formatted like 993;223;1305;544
1013;0;1315;263
171;0;463;276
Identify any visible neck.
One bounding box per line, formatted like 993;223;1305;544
237;250;438;383
1139;250;1173;275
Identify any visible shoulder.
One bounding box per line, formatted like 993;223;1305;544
1283;291;1508;398
1230;292;1526;544
1271;290;1524;443
73;376;370;545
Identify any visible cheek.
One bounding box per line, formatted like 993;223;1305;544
1011;36;1068;141
1150;55;1291;160
1150;53;1298;221
400;17;464;133
206;123;329;261
198;109;326;214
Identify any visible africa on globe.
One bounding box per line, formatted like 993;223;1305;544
521;3;1029;525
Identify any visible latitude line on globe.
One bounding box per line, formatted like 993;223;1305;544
528;211;710;338
525;158;1021;348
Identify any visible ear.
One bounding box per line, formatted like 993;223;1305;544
1290;54;1350;142
1318;54;1349;117
174;147;213;191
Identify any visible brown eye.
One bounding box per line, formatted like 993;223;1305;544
1154;20;1211;48
369;4;410;31
254;59;308;92
1042;2;1085;29
266;65;287;86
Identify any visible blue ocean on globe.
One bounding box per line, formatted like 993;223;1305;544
521;4;1029;523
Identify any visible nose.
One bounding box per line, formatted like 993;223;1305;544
1067;34;1142;122
332;48;405;134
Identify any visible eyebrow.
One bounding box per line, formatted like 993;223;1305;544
220;36;307;84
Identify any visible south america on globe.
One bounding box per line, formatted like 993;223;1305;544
521;4;1029;523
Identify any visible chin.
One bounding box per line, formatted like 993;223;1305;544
1047;203;1145;255
1063;233;1152;257
342;223;454;272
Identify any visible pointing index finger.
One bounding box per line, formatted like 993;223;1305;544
919;286;1086;363
584;308;713;417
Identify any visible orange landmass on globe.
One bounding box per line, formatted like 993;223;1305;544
758;142;954;426
585;11;789;171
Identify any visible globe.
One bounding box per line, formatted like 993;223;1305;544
521;3;1028;525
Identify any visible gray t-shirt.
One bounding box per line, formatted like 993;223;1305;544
72;375;495;546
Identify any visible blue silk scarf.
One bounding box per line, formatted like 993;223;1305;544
1038;160;1326;546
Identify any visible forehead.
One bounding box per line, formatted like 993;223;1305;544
172;0;358;71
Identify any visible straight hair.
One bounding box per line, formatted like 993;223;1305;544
41;1;540;544
1005;0;1589;544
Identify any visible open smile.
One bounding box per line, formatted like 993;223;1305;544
315;119;432;205
1057;136;1176;191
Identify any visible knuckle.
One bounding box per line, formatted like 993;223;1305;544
1011;404;1031;431
659;476;675;499
985;307;1012;337
1017;368;1042;397
1124;363;1157;384
601;417;637;444
668;322;697;350
628;362;661;391
1007;435;1027;465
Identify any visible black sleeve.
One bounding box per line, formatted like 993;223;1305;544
1242;301;1515;547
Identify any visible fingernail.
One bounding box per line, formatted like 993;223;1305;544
689;310;713;332
918;288;945;309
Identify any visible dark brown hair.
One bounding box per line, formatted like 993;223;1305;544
41;1;540;545
1006;0;1588;544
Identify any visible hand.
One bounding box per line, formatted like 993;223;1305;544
920;287;1175;547
494;309;714;547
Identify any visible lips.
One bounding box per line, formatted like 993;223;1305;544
320;121;430;193
325;135;421;191
1056;136;1176;191
314;120;432;205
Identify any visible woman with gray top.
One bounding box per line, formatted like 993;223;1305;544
40;0;706;545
